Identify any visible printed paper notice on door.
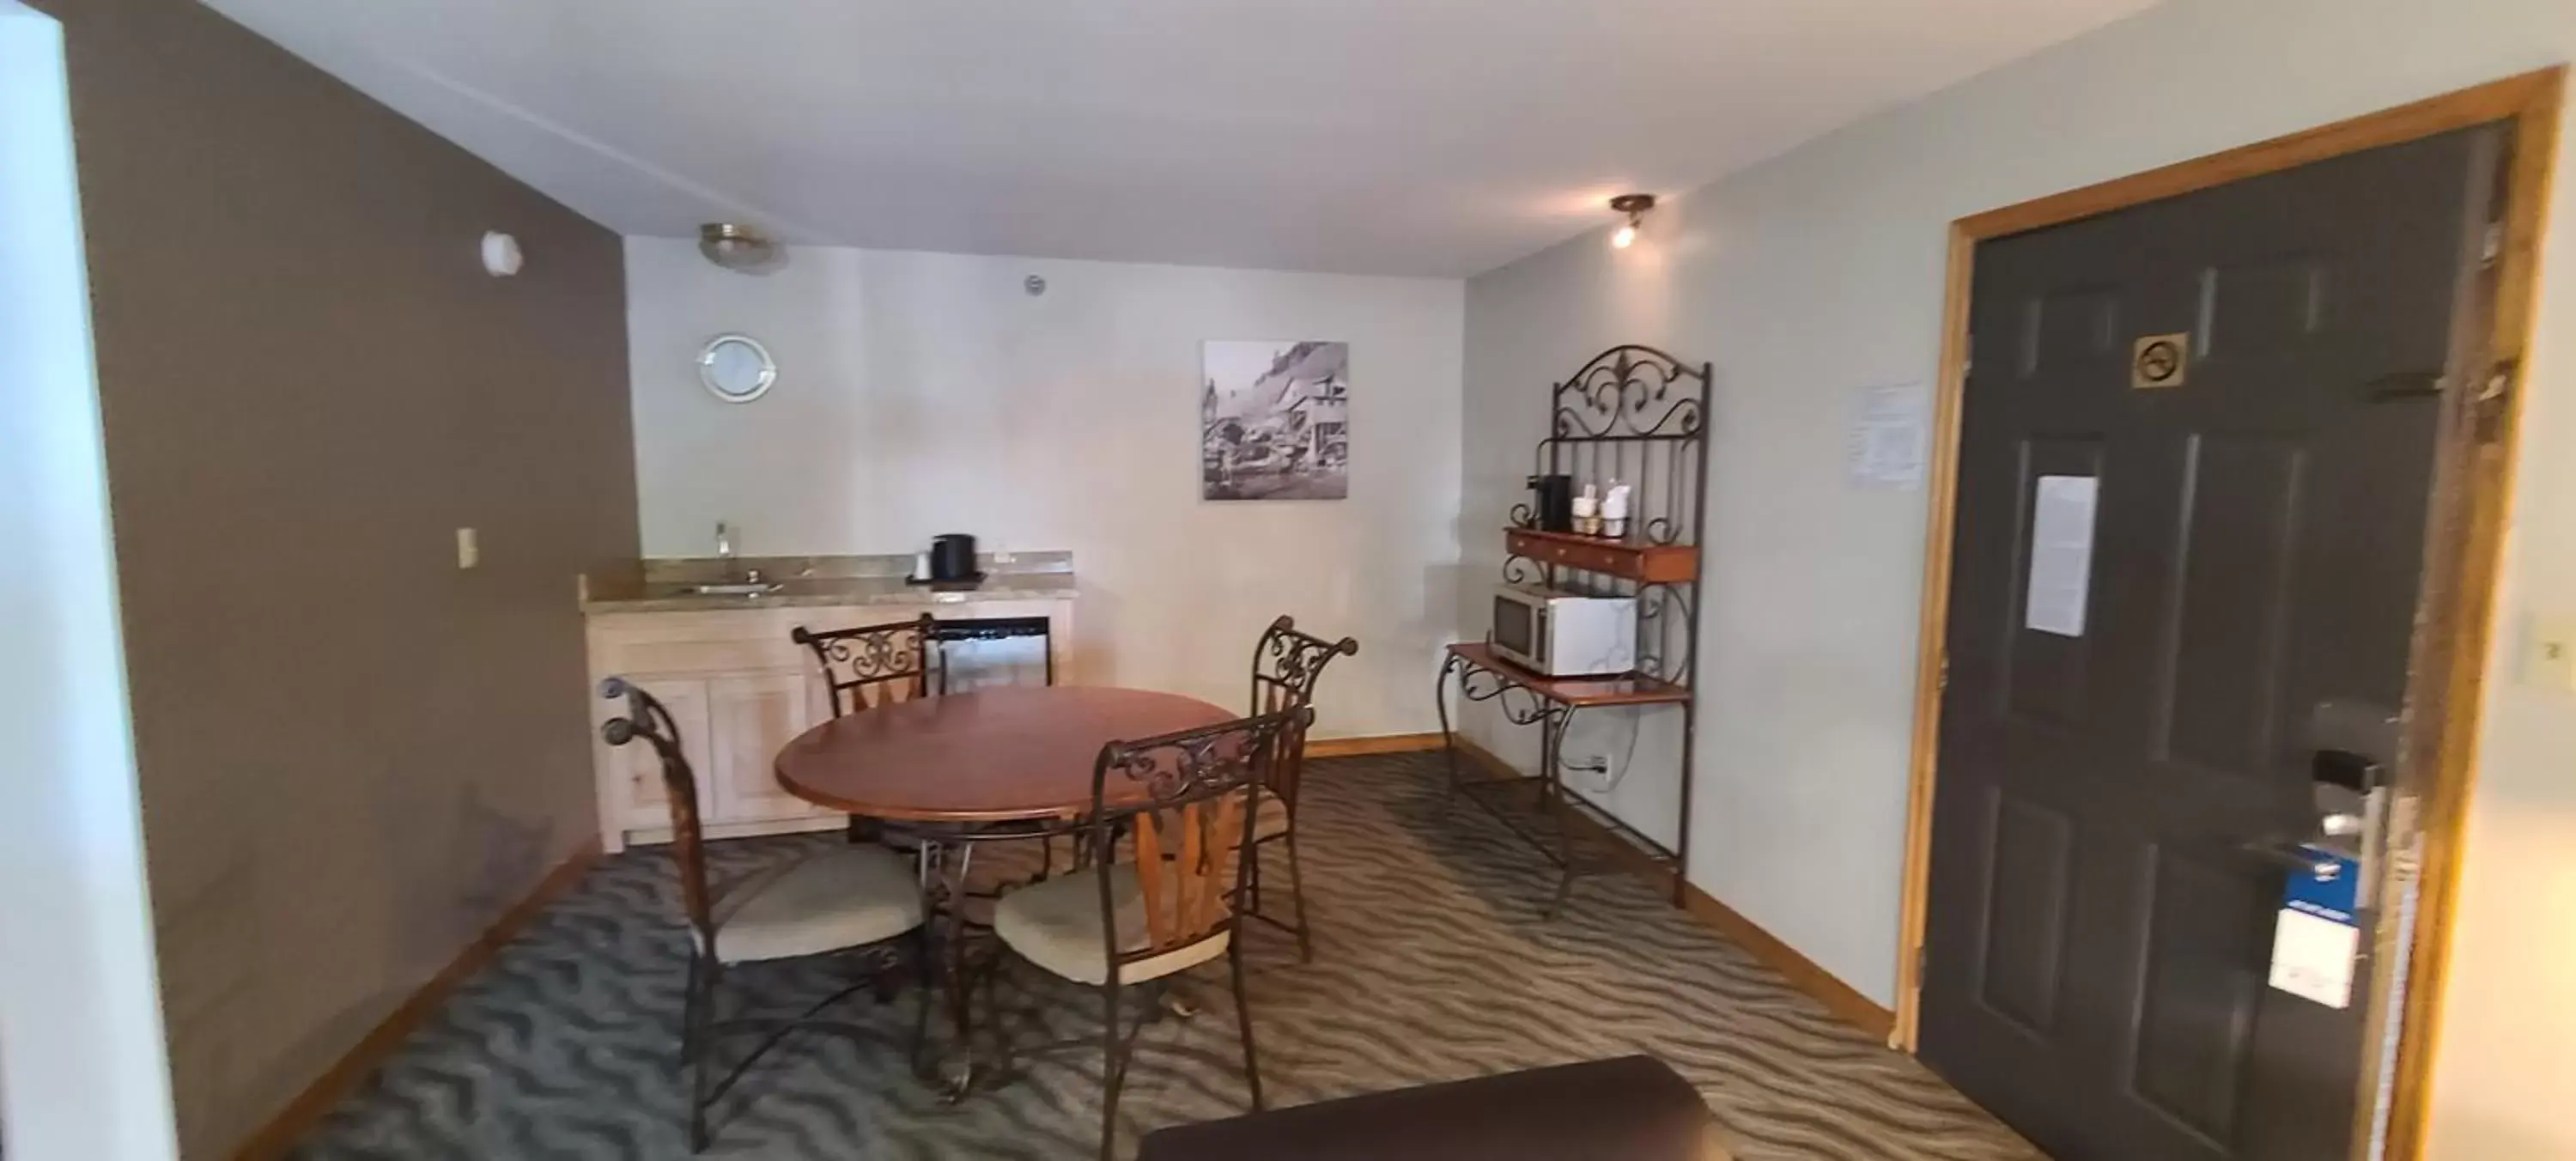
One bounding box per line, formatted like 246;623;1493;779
2024;475;2098;637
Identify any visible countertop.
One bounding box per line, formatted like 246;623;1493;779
582;552;1079;614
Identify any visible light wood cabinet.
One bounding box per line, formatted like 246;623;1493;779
586;599;1072;851
708;672;829;825
606;676;712;831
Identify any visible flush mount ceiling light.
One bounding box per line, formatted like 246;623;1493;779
1608;193;1656;249
698;222;780;272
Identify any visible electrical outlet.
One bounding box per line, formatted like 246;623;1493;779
2528;613;2576;691
455;527;479;570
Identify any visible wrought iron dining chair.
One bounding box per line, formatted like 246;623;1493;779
1244;615;1358;961
987;707;1311;1161
793;614;942;847
600;677;928;1152
793;613;939;717
792;611;1061;1040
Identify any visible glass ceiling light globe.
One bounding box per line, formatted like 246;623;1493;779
1607;192;1655;252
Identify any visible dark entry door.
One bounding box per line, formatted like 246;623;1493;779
1921;126;2499;1161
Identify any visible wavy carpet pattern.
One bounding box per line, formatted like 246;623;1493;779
291;752;2036;1159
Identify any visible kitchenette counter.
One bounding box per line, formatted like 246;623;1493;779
581;550;1079;614
581;550;1081;852
582;571;1078;614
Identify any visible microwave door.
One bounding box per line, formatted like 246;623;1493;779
1492;594;1527;656
1492;594;1547;670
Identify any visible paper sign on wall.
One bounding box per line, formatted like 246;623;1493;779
2024;475;2097;637
1845;382;1930;489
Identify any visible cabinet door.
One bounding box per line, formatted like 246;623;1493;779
605;678;714;833
708;672;835;824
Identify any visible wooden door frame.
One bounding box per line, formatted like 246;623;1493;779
1891;67;2565;1160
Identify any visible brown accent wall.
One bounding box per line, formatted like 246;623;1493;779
24;0;638;1154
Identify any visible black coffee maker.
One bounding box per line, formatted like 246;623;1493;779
1525;475;1574;532
928;533;980;583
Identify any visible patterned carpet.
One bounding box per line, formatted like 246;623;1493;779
290;753;2037;1159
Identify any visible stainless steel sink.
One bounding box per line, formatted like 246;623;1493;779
688;581;784;597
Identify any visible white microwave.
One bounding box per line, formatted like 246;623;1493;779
1491;587;1637;677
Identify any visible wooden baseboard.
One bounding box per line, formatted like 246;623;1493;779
1678;890;1896;1042
1306;732;1444;757
1447;736;1895;1042
228;838;604;1161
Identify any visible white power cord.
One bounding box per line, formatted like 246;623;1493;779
1559;708;1643;795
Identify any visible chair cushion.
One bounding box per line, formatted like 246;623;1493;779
992;864;1230;986
1134;1055;1728;1161
709;846;925;964
1252;793;1291;842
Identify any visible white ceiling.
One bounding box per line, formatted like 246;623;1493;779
202;0;2157;277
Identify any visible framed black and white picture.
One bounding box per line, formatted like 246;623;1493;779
1200;340;1350;501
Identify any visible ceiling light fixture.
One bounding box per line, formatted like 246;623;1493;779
698;222;779;271
1608;193;1656;249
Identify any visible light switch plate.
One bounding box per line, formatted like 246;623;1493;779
2525;612;2576;691
456;527;479;570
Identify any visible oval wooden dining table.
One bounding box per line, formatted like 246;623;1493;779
771;684;1238;1100
773;685;1236;824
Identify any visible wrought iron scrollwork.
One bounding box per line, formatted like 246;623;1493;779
1528;344;1711;551
1252;616;1360;708
1548;345;1709;441
795;617;931;681
1102;708;1308;805
1632;583;1697;684
793;615;934;714
1450;662;1570;730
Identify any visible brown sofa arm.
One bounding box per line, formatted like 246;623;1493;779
1136;1055;1728;1161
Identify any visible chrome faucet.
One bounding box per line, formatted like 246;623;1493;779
715;521;737;577
714;522;763;585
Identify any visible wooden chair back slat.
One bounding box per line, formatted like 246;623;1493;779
793;615;937;717
1132;809;1176;949
1126;794;1255;952
1091;708;1309;966
1196;794;1244;933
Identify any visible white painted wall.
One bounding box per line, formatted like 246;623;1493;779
0;6;181;1158
628;241;1465;736
1461;0;2576;1154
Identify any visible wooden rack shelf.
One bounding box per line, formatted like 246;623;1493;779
1443;644;1690;708
1504;527;1699;585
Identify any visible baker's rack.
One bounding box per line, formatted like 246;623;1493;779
1437;343;1707;912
